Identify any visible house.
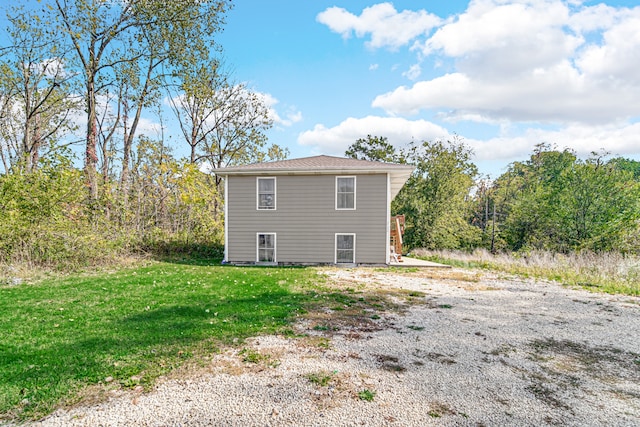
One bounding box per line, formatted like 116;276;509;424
214;155;414;265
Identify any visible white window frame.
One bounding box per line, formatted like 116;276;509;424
256;233;276;264
335;233;356;264
335;176;356;210
256;177;276;210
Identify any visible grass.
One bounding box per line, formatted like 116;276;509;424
0;259;321;421
306;371;334;387
239;348;278;367
412;248;640;296
427;401;456;418
357;389;375;401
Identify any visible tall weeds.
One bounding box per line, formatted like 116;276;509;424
0;157;223;277
412;248;640;296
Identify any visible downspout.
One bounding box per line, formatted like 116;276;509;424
386;173;391;265
224;176;229;263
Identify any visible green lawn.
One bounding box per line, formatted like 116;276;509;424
0;260;321;420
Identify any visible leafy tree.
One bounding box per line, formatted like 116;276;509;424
0;0;284;268
558;154;639;251
346;135;479;250
127;136;222;249
168;59;226;165
468;177;502;251
498;145;577;251
490;145;640;253
0;6;78;174
609;157;640;180
394;138;480;250
345;135;402;163
0;152;124;267
168;62;287;191
50;0;231;199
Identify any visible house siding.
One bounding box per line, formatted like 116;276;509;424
226;174;388;264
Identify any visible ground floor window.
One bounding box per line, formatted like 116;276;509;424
257;233;276;263
335;233;355;263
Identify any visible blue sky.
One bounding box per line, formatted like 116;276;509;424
212;0;640;177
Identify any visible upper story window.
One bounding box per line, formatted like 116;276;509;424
336;176;356;210
257;177;276;210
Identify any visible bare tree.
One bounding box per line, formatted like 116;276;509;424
0;6;78;173
167;60;225;164
169;63;288;190
51;0;231;199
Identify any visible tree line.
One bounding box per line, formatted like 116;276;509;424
0;1;290;268
346;136;640;255
1;2;638;270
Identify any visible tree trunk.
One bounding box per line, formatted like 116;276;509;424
30;113;41;172
121;59;153;197
22;69;32;172
190;121;198;164
120;101;131;194
491;202;496;254
85;45;99;200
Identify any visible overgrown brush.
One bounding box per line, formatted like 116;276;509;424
0;156;223;276
413;248;640;296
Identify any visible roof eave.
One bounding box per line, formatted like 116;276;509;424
213;167;414;176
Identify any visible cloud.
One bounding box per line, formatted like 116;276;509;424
372;2;640;125
309;1;640;174
32;57;68;78
298;116;640;174
373;66;640;124
134;116;163;138
568;3;619;32
257;92;302;127
419;0;582;76
467;121;640;165
317;3;441;50
402;64;421;80
575;8;640;85
297;116;451;155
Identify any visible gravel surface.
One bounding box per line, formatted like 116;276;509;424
27;268;640;426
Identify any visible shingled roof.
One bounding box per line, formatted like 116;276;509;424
214;155;414;199
214;155;410;172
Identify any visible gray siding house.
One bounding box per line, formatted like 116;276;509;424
215;155;414;265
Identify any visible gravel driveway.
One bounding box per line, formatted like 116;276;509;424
32;268;640;426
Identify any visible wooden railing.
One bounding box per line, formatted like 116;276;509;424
390;214;405;262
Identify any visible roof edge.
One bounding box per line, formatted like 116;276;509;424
214;167;414;176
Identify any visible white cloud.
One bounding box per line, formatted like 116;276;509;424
316;3;441;50
134;116;163;138
369;63;379;71
32;57;68;78
568;3;619;32
468;121;640;164
419;0;582;77
297;116;451;155
372;2;640;125
402;64;421;80
309;0;640;174
373;65;640;124
297;117;640;173
575;8;640;85
251;91;303;127
297;115;640;176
